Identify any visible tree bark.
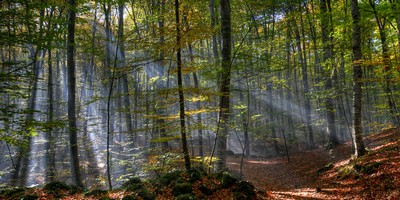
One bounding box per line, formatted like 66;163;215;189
369;0;400;126
175;0;191;171
350;0;366;158
67;0;83;187
320;0;339;146
215;0;232;171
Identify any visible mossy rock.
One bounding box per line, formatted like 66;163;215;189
99;196;114;200
20;194;39;200
173;182;193;197
363;162;383;174
234;181;256;200
198;184;214;196
316;162;334;175
138;189;156;200
188;166;207;183
84;189;108;197
122;177;144;191
44;181;79;196
354;162;383;174
220;172;237;189
175;193;199;200
158;170;183;186
0;187;25;197
44;181;70;190
122;195;136;200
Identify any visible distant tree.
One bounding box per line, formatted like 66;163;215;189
320;0;339;146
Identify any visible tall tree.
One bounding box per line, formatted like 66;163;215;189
215;0;232;171
67;0;83;187
175;0;191;171
368;0;400;126
320;0;339;146
350;0;366;158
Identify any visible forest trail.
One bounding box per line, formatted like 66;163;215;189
228;128;400;199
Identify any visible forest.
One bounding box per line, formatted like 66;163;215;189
1;0;400;199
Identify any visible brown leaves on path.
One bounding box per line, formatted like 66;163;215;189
228;128;400;199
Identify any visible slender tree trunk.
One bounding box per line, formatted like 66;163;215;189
209;0;219;60
292;8;314;149
369;0;400;126
320;0;339;146
350;0;366;158
67;0;83;187
46;46;56;183
188;44;204;158
175;0;191;171
215;0;232;171
118;2;132;133
389;0;400;50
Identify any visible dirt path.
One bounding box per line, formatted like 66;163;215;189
227;128;400;199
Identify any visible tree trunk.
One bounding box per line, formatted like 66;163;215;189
320;0;339;146
67;0;83;187
209;0;219;60
188;44;204;158
175;0;191;171
46;46;56;183
350;0;366;158
369;0;400;126
215;0;232;171
292;7;314;149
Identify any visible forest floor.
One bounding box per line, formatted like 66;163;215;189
1;128;399;199
228;127;400;199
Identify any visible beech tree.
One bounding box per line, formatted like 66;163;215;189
350;0;366;158
67;0;83;187
215;0;232;171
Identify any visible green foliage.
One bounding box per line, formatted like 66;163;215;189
145;152;185;175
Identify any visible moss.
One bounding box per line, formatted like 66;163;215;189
122;177;144;191
360;162;383;174
0;187;25;197
175;193;199;200
121;195;136;200
173;182;193;196
138;189;156;200
20;194;39;200
158;170;183;186
43;181;79;197
99;196;114;200
84;189;108;197
220;172;237;189
188;166;207;183
234;181;256;200
316;162;334;175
